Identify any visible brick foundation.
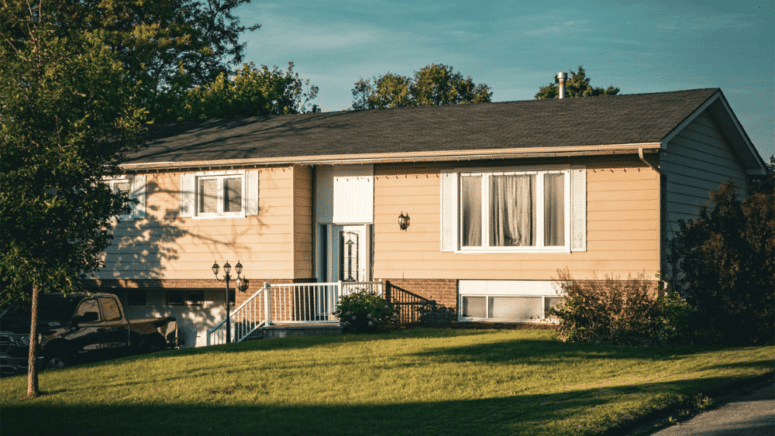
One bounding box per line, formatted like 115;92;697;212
383;279;458;311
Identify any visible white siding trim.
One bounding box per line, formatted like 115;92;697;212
570;165;587;252
180;174;195;217
440;170;458;252
130;175;146;219
245;170;260;216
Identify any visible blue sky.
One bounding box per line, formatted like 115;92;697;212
235;0;774;160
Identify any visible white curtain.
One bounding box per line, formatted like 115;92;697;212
490;175;534;246
544;173;565;246
461;176;482;246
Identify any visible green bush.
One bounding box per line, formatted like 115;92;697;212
333;291;398;333
551;269;693;346
669;177;774;345
418;303;456;325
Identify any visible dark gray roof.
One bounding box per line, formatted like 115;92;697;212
125;88;720;165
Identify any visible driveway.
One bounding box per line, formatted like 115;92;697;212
649;382;774;436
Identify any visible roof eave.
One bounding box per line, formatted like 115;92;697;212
118;143;662;172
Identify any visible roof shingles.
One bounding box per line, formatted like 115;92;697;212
125;88;719;165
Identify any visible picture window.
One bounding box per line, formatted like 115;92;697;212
458;169;569;252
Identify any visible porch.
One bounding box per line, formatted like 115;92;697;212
206;280;434;345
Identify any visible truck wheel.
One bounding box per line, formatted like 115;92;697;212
43;353;67;370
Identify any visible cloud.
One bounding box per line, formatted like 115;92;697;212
524;21;586;36
656;13;756;31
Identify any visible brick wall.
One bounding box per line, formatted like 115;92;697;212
383;279;458;311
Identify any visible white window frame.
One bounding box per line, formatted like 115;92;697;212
193;170;246;219
455;164;571;253
458;294;562;322
105;176;134;221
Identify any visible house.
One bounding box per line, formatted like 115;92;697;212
86;88;767;347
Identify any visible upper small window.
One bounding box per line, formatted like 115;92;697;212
107;178;133;219
196;174;244;218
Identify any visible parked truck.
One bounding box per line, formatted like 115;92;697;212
0;292;180;375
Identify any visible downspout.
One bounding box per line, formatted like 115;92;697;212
638;148;661;175
639;148;667;296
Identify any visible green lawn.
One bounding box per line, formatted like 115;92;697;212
1;329;773;436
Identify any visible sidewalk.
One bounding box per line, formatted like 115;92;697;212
649;382;774;436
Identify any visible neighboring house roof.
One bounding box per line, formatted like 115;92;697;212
122;88;766;174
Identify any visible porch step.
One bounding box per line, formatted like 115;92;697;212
244;323;342;341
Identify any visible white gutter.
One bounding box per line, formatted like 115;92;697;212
119;143;663;172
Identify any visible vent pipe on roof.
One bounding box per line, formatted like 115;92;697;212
557;72;567;99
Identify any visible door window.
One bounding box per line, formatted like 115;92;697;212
75;300;101;322
339;231;360;282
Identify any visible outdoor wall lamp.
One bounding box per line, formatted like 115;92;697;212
212;260;248;344
398;212;410;230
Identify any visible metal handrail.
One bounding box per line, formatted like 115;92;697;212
206;280;384;346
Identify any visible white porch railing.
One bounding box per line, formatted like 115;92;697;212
206;280;383;346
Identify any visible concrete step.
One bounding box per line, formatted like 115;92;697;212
243;323;342;341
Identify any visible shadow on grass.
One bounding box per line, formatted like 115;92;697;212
3;374;773;436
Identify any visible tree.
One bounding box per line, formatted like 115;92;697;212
351;78;374;111
0;2;145;397
412;64;492;106
11;0;260;121
535;66;620;100
166;62;320;121
669;179;774;344
351;64;492;110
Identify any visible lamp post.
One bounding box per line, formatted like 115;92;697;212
212;260;247;344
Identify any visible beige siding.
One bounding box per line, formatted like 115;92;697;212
98;167;296;280
293;165;314;278
373;157;660;281
662;111;748;238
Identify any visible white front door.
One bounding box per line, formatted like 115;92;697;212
329;225;369;283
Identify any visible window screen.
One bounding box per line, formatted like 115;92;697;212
462;296;486;318
223;178;242;213
461;175;482;247
545;297;564;318
199;179;217;214
490;174;535;246
489;296;542;320
544;173;565;246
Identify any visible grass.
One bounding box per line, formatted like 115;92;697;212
1;328;773;436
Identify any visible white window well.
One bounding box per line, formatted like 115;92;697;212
460;295;563;322
458;166;571;253
458;280;564;322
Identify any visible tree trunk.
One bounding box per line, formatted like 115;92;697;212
26;282;40;398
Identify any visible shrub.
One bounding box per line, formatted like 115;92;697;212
669;178;774;345
418;303;456;325
333;291;398;333
551;269;693;346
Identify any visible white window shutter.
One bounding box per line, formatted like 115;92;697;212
570;165;587;252
130;175;146;219
440;170;458;252
180;174;195;217
246;170;260;216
